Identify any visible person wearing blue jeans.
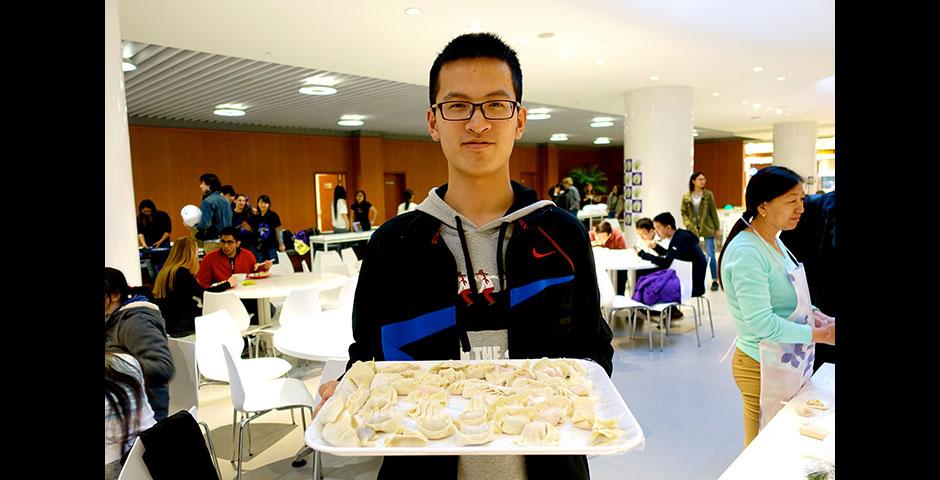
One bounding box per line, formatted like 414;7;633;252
681;172;722;291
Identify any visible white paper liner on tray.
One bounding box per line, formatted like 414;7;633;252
305;359;645;456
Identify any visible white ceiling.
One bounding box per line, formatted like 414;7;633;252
117;0;834;142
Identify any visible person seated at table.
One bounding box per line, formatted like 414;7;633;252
637;211;708;303
590;220;628;294
104;267;174;421
104;349;156;480
633;217;659;254
196;227;272;324
153;237;233;337
136;199;171;249
589;220;626;249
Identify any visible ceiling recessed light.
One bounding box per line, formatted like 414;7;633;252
122;60;137;72
468;22;482;32
341;114;366;121
752;66;764;72
692;131;699;137
404;7;423;15
299;85;337;95
650;75;660;81
753;103;762;109
775;109;784;115
560;49;573;59
550;133;568;141
593;137;611;145
594;59;606;66
528;108;551;115
213;103;247;117
528;113;552;120
302;76;339;87
592;117;615;122
590;121;614;128
766;107;773;111
711;92;720;97
777;76;787;81
537;32;555;39
741;100;749;105
337;120;364;127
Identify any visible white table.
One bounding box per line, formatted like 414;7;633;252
272;311;354;361
228;272;348;326
577;209;608;228
308;229;376;252
592;247;658;294
719;363;836;480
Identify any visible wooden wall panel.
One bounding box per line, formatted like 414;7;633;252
693;140;744;208
382;139;450;204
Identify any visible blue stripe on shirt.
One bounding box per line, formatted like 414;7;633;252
381;306;457;360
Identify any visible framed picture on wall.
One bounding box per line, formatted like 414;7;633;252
623;185;632;198
632;187;641;198
632;172;643;186
632;199;643;213
623;212;633;226
624;158;633;172
633;159;641;170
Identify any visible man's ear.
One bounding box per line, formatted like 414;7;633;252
515;106;527;140
427;108;440;142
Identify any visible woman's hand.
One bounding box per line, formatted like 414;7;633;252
813;310;835;327
312;380;340;419
812;321;836;345
278;244;286;252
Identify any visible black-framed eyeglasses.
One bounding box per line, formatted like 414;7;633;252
431;100;521;121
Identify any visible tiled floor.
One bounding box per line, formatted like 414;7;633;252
194;285;746;479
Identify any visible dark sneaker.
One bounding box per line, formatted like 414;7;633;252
711;281;720;291
670;306;684;319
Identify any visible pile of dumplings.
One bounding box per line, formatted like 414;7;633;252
315;358;625;449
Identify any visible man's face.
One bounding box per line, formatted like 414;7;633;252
199;181;210;193
220;235;239;258
427;57;527;180
637;228;655;241
595;231;610;244
224;193;235;203
653;221;673;239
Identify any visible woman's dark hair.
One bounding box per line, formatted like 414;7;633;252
610;185;619;195
137;199;157;226
689;171;706;192
717;166;804;286
105;267;152;304
354;190;367;204
333;185;347;218
258;194;271;207
403;189;414;209
105;350;144;456
198;173;222;192
429;32;523;105
635;217;654;231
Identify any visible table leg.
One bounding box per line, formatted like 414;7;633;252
627;270;637;296
290;445;313;468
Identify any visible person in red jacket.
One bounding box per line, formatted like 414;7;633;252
589;220;627;249
196;226;272;290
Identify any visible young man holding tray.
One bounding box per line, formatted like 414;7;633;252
316;33;614;479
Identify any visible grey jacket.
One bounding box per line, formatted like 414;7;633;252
104;297;174;389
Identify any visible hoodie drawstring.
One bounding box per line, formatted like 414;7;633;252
455;216;477;295
496;222;510;291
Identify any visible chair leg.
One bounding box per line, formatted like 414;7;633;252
247;418;253;456
236;419;246;480
646;308;654;352
231;409;238;462
660;308;668;351
705;296;714;337
199;420;223;480
301;407;308;431
314;450;323;480
291;408;296;425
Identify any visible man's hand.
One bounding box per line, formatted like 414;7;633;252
262;259;273;271
312;380;340;419
240;221;251;231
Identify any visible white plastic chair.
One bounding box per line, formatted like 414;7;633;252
270;251;295;275
222;345;315;480
202;291;263;356
321;275;359;313
301;259;311;273
253;286;324;355
194;310;291;385
340;247;360;276
118;406;219;480
595;265;616;323
313;250;349;277
609;260;699;351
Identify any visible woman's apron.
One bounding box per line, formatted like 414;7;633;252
720;230;816;431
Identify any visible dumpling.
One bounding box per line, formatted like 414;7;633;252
378;362;420;375
322;410;359;447
514;421;561;447
566;376;593;397
405;399;444;418
465;362;497;379
415;408;456;440
364;410;401;433
493;406;537;435
456;419;495;446
363;384;398;414
391;377;419;396
414;371;448;388
346;360;376;388
487;394;527;419
533;357;565;378
316;394;346;426
430;360;469;373
536;405;566;426
384;426;429;447
542;395;573;417
356;425;378;447
572;397;596;430
405;388;448;406
436;368;466;386
589;417;625;446
370;372;402;389
346;386;371;416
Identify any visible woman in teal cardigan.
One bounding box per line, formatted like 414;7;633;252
681;172;721;291
718;166;836;447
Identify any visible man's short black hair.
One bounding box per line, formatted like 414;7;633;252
635;218;654;231
653;212;677;229
199;173;222;192
596;221;613;234
220;226;239;240
221;185;236;197
429;32;522;105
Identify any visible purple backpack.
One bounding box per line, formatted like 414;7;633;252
631;269;681;305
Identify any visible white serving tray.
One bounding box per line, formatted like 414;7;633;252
304;359;645;456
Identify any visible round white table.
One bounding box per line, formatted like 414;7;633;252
272;310;353;361
592;247;658;295
228;272;348;326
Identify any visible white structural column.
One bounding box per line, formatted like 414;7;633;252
105;0;141;285
623;86;694;229
773;122;818;185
